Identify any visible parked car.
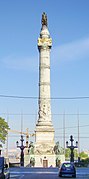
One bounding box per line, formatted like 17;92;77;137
58;162;76;178
0;157;10;179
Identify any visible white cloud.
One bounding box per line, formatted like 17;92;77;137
1;55;38;72
51;37;89;64
1;37;89;71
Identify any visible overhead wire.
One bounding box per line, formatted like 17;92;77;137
0;94;89;100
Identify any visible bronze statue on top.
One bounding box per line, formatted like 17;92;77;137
42;12;47;27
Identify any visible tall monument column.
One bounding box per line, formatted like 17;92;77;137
35;12;56;167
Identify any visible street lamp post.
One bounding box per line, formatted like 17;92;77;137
16;135;28;166
66;135;78;163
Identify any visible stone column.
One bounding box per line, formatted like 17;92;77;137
34;13;55;167
37;28;52;126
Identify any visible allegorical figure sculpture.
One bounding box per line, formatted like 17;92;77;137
41;12;47;27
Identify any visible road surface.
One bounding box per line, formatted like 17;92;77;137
10;167;89;178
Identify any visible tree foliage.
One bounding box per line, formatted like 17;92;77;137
0;117;10;143
65;148;78;159
65;148;71;158
79;151;88;159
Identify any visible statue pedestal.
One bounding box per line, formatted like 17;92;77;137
35;154;56;167
34;126;56;167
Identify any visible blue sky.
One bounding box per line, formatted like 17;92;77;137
0;0;89;151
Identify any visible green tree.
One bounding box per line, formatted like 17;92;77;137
65;148;70;159
80;151;88;159
0;117;10;143
65;148;78;159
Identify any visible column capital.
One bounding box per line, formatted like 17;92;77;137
38;37;52;50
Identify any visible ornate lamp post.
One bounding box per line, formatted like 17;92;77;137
16;135;28;166
66;135;78;163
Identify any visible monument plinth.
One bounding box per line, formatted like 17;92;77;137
34;12;56;167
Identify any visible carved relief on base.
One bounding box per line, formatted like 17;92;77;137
35;143;54;155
